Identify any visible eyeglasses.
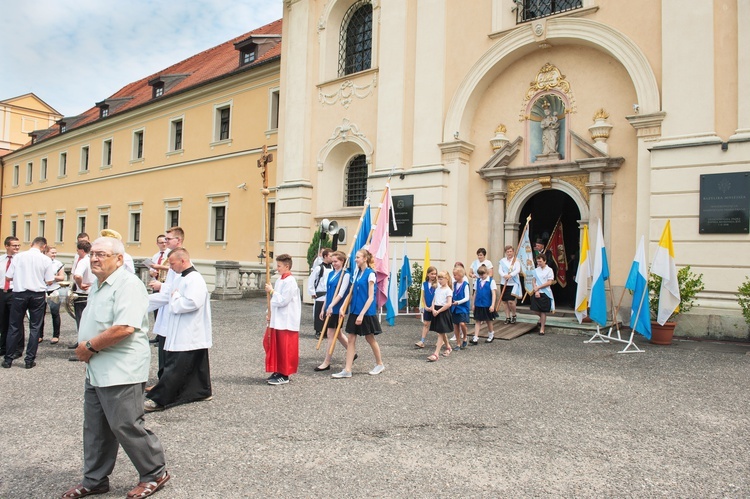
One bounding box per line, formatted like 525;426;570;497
163;237;178;241
89;252;114;260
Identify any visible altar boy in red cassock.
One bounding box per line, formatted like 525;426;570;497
263;254;301;385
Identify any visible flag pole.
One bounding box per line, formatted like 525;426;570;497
544;216;561;253
315;199;371;351
497;214;531;311
327;182;391;356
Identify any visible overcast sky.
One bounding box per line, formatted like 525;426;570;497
1;0;282;117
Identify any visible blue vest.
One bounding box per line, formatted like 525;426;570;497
351;267;377;316
474;278;493;307
325;269;349;315
422;281;436;307
452;281;470;314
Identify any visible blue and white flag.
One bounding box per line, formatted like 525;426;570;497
625;235;651;339
349;203;372;275
589;220;610;326
398;249;412;311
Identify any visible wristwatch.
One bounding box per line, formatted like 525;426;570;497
85;341;99;353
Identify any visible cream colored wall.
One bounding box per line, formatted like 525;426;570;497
0;95;61;151
1;66;280;271
714;0;739;140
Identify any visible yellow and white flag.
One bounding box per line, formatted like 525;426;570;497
651;220;680;325
574;224;591;323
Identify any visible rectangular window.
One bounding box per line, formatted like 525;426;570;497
26;162;33;184
170;119;183;151
80;146;90;172
24;220;31;242
38;219;45;238
268;201;276;242
102;139;112;167
78;216;86;235
212;206;226;242
132;130;145;160
59;152;67;176
40;158;48;181
130;212;141;242
12;165;19;186
56;217;64;243
10;220;17;237
100;214;109;230
269;89;280;130
153;85;164;98
214;105;231;142
168;209;180;228
517;0;583;23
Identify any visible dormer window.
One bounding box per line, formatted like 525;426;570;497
234;35;280;68
241;47;256;65
153;84;164;98
148;74;189;99
59;121;67;134
100;105;109;118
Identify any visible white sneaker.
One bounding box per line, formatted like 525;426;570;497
369;364;385;375
332;370;352;379
486;334;494;343
449;335;456;341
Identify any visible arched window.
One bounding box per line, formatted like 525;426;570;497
345;154;368;207
338;1;372;77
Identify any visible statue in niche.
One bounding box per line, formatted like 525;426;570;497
540;100;560;155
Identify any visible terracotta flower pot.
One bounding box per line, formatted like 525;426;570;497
650;321;676;345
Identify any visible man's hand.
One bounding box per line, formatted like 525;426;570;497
75;342;95;363
149;281;162;291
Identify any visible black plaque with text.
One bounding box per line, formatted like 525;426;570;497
699;172;750;234
390;195;414;237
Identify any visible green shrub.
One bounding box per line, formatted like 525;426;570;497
738;277;750;326
306;230;331;268
648;265;704;322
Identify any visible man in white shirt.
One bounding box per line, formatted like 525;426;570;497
307;248;332;339
144;248;212;412
0;236;21;359
2;237;55;369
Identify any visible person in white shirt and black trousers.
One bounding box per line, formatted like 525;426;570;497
307;248;332;339
0;236;21;359
2;237;56;369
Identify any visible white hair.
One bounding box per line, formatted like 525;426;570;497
92;236;125;255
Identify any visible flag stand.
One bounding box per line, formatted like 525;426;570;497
584;282;645;353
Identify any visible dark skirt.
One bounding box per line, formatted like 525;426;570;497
324;313;342;330
530;293;552;313
429;311;453;334
345;314;382;336
422;309;433;322
451;311;469;325
500;285;517;302
147;348;212;408
313;300;325;332
474;307;498;322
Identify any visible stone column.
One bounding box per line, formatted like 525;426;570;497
626;112;665;240
212;261;243;300
439;140;474;264
732;0;750;140
486;189;506;263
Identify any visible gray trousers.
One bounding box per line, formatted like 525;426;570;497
82;379;166;489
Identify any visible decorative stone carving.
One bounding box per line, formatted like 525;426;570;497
538;176;552;189
588;108;613;153
557;174;590;202
520;63;576;120
506;179;533;206
318;74;378;109
317;118;373;171
490;124;509;151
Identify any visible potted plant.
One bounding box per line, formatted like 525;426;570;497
648;265;704;345
737;277;750;331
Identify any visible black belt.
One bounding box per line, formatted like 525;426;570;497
1;289;12;294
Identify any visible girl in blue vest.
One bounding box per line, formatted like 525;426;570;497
414;266;437;348
332;249;385;378
316;251;351;372
472;265;498;344
451;266;471;349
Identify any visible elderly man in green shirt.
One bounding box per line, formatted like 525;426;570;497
62;237;169;499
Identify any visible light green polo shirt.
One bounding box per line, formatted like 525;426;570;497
78;266;151;387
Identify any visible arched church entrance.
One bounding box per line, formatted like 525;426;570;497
519;190;580;309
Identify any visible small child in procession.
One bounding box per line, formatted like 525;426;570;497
471;265;498;344
415;266;438;348
264;254;301;385
427;271;454;362
451;265;471;349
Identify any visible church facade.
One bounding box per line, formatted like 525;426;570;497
277;0;750;335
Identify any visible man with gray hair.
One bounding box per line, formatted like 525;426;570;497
61;237;169;499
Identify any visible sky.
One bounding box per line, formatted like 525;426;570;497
1;0;283;117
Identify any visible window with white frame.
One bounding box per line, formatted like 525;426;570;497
59;152;67;177
164;198;182;230
26;162;33;184
102;138;113;167
40;158;48;181
80;145;90;172
132;129;145;160
207;194;229;243
170;118;183;152
269;88;280;131
38;219;46;238
168;209;180;228
10;219;17;238
100;214;109;231
56;214;65;243
24;219;31;242
78;214;87;235
12;164;19;186
129;203;143;243
213;103;232;142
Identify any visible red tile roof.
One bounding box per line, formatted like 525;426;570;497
29;19;282;145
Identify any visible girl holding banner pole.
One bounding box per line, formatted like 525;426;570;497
530;253;555;335
498;245;522;324
415;266;438;348
316;251;352;371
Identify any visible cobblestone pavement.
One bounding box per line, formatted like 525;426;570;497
1;298;749;498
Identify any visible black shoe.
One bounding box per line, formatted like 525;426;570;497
25;361;36;369
67;342;78;350
268;375;289;385
266;372;279;382
149;338;159;344
1;360;11;369
315;332;321;340
314;365;331;372
68;355;80;362
511;316;517;324
353;353;358;362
